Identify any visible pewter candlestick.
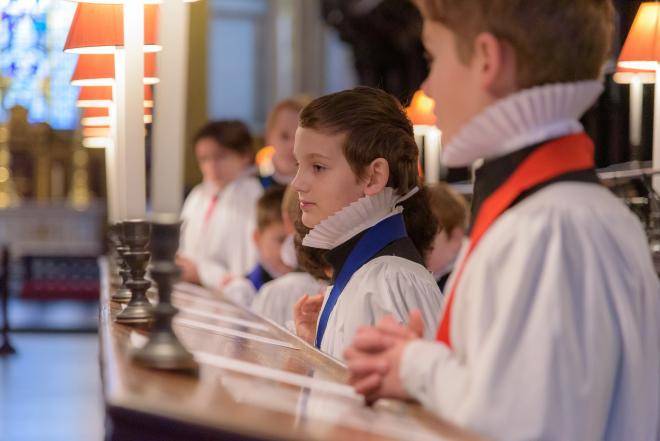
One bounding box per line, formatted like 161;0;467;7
115;220;153;324
131;217;198;374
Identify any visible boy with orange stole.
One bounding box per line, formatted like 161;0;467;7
344;2;660;440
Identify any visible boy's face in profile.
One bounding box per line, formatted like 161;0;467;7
425;226;465;276
268;108;300;178
254;221;292;277
292;127;366;228
195;138;249;189
420;20;490;144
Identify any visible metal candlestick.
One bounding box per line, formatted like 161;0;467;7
115;220;153;324
131;217;198;374
111;245;133;304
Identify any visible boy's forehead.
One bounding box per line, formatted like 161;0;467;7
294;127;344;157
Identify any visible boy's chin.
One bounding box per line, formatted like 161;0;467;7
301;214;319;229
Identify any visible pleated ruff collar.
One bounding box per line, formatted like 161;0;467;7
302;187;417;250
441;80;604;167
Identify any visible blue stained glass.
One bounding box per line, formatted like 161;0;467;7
0;0;78;130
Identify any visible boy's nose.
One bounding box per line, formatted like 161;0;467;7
291;169;306;193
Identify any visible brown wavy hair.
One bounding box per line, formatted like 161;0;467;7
294;86;438;279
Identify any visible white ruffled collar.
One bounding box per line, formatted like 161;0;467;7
302;187;417;250
441;80;604;167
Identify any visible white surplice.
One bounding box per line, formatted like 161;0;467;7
399;81;660;441
251;271;327;328
180;174;263;290
302;188;444;361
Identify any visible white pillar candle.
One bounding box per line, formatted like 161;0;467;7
654;63;660;193
151;0;190;216
630;74;643;149
115;1;146;220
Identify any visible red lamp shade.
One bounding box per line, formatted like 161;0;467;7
618;2;660;70
406;90;437;126
64;3;160;54
71;53;159;86
77;86;154;108
83;108;109;118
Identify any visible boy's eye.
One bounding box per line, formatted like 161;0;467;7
313;164;325;173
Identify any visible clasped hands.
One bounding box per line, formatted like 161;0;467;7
293;294;423;404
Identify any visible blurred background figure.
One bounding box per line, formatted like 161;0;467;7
178;120;262;290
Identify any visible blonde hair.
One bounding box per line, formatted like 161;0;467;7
426;182;469;234
265;96;312;137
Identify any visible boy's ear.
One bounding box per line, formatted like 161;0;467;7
473;32;518;97
364;158;389;196
252;229;261;246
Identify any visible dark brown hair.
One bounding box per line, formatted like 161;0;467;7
256;186;286;231
193;120;255;162
295;86;438;274
415;0;614;89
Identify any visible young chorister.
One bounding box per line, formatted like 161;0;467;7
260;97;311;189
291;87;444;360
251;185;327;328
344;1;660;440
221;186;295;306
178;120;263;291
424;182;469;292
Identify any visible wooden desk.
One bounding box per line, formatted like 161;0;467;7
99;262;482;441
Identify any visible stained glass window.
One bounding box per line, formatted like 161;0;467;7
0;0;78;130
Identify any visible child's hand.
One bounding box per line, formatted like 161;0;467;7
293;293;325;345
175;254;200;285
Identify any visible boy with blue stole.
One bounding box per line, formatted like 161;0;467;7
222;186;294;306
344;1;660;440
291;87;444;360
251;185;327;327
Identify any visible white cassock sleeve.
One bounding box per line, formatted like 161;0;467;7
221;277;257;307
251;272;327;327
196;257;233;289
320;257;443;360
399;195;660;440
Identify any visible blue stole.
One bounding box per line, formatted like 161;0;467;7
247;265;267;291
259;175;276;189
314;214;408;348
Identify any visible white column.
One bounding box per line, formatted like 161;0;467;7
151;0;189;215
273;0;297;101
654;63;660;192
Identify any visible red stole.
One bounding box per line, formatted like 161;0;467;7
203;193;219;227
436;133;596;347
